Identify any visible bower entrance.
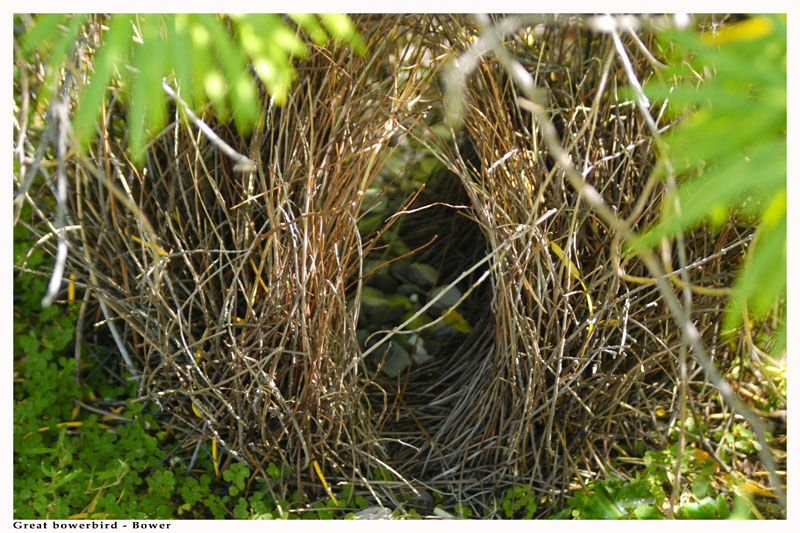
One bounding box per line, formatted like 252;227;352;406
354;142;495;479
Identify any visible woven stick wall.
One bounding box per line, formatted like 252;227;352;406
65;14;450;496
423;17;748;510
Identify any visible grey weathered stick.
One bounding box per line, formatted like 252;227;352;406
162;79;255;172
41;99;70;308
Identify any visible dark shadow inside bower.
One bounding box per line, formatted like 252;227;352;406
354;142;495;477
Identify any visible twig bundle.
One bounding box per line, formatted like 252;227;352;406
58;14;449;501
413;15;766;513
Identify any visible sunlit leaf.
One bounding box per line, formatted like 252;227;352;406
167;15;196;110
128;15;169;159
725;210;786;329
203;69;229;120
319;13;366;54
664;109;784;175
260;16;309;58
632;504;662;519
73;14;133;151
200;14;255;131
127;61;147;161
587;485;624;519
36;15;89;114
232;73;259;131
21;13;364;159
290;13;328;46
18;14;68;59
639;15;786;338
185;15;215;108
639;140;784;247
645;84;756;113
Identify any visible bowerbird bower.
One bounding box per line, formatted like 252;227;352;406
27;14;771;516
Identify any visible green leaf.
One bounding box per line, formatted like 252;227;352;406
590;485;625;519
615;479;654;510
202;15;257;133
18;334;40;355
183;15;216;107
632;504;662;519
18;14;69;59
645;84;755;113
167;16;196;110
354;495;369;508
234;15;297;106
729;495;754;519
73;14;133;151
127;16;169;160
266;462;281;479
27;15;89;111
641;139;786;248
713;494;731;519
258;15;309;58
636;16;786;346
319;14;366;54
664;108;784;176
501;496;512;518
289;14;328;46
724;208;786;330
454;503;473;518
692;476;711;499
677;500;711;519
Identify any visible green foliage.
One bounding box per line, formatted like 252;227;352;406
14;235;772;520
16;14;785;521
453;503;474;519
16;14;90;110
499;484;537;518
14;259;157;518
339;484;369;510
550;433;771;520
18;13;366;160
222;462;249;497
372;465;395;482
713;423;767;457
636;15;786;351
554;473;753;520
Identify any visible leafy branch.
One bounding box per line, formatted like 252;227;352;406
18;13;366;160
638;14;786;349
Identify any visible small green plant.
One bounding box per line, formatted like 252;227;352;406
548;435;770;520
553;475;755;520
14;207;165;518
371;465;395;482
499;485;537;519
453;502;474;519
222;462;249;497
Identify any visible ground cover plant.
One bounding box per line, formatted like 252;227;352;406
13;13;785;519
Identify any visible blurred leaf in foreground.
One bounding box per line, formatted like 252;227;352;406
638;14;786;354
17;13;367;161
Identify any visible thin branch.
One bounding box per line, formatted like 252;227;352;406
162;79;255;173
